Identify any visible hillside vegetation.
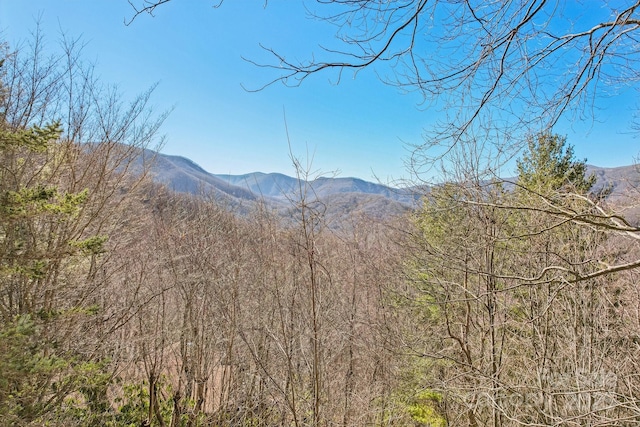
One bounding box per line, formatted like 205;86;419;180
1;34;640;427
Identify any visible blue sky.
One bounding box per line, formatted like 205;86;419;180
1;1;638;182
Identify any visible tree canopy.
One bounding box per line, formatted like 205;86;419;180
516;133;596;194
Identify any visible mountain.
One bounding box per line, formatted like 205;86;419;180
144;152;418;222
587;164;640;220
215;172;416;203
214;172;299;200
145;150;640;222
139;150;269;214
588;164;640;197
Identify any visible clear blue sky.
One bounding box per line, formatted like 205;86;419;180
1;1;638;182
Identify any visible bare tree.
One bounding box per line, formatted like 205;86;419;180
0;27;166;425
403;134;640;426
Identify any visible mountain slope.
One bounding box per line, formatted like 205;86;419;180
146;154;418;223
149;152;257;200
145;150;640;221
215;172;418;205
588;164;640;197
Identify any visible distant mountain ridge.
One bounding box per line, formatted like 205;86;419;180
587;164;640;197
146;150;639;221
215;172;416;204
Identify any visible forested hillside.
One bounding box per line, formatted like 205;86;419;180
149;151;640;227
1;32;640;427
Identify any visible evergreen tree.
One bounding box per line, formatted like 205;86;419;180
516;133;595;195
